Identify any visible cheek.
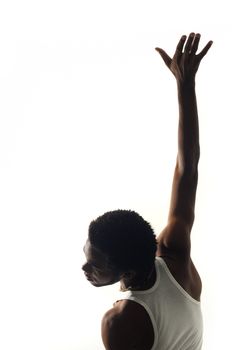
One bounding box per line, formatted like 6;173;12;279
92;269;104;278
94;270;111;281
99;270;120;284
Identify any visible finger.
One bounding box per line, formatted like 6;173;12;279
174;35;187;59
197;40;213;60
184;32;195;54
190;33;201;55
155;48;172;68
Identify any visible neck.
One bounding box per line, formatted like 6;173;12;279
120;263;157;292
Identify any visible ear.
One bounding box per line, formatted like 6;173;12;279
120;270;136;280
119;270;138;291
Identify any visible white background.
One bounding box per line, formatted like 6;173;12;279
0;1;231;349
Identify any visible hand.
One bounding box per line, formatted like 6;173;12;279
155;33;213;85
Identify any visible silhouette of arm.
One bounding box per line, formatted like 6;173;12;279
156;33;212;259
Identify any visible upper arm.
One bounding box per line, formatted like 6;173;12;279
158;161;198;258
101;304;154;350
101;311;131;350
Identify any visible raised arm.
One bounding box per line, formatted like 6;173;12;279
156;33;212;259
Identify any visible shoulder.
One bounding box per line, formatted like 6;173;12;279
157;218;191;259
101;299;154;350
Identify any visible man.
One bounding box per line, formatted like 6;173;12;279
82;33;213;350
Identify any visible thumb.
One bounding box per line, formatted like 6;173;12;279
155;48;171;68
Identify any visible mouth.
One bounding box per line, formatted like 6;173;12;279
84;273;92;281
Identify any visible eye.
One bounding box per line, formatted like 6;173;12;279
85;260;102;271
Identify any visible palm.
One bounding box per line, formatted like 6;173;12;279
156;33;212;83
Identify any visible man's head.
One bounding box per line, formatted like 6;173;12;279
82;210;157;288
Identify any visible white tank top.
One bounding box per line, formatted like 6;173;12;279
116;257;203;350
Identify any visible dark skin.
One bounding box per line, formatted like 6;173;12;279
82;33;213;350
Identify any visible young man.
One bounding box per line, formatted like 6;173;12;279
82;33;213;350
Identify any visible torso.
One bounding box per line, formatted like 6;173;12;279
111;248;202;349
156;245;202;301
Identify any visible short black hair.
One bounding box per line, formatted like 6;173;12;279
88;210;157;274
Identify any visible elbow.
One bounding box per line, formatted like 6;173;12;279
177;155;199;177
178;146;200;175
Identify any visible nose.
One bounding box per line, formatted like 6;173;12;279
82;263;87;271
82;262;90;272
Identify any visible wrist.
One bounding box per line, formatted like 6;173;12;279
177;79;196;90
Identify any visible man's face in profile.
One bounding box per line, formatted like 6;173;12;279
82;239;120;287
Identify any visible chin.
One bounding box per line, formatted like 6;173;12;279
85;277;104;287
91;281;109;287
90;279;117;288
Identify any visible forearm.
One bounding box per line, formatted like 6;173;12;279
156;33;212;175
177;81;200;174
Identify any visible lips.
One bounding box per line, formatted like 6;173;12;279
84;273;92;281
